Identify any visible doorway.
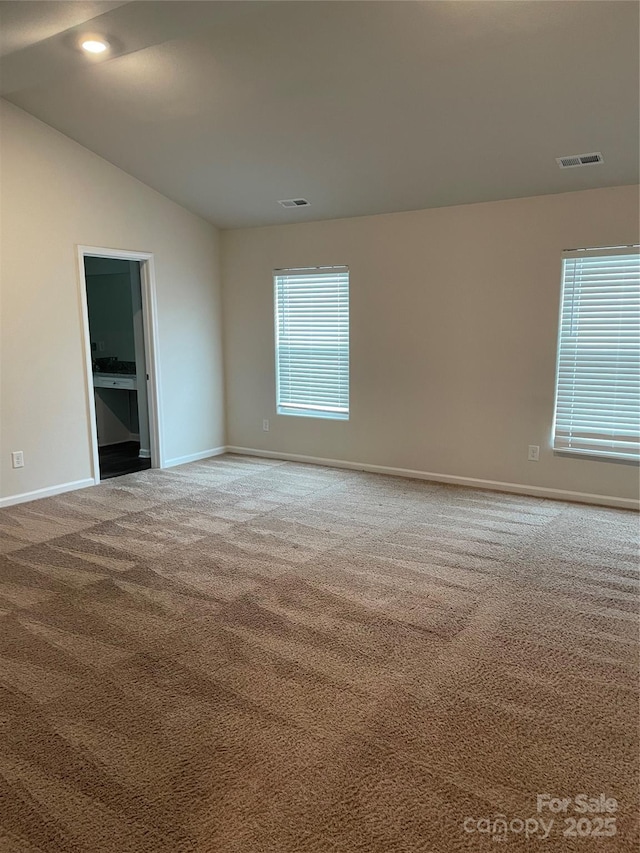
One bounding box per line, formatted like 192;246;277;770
78;247;163;482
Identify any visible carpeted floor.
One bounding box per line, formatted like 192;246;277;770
0;454;637;852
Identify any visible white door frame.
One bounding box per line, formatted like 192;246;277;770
77;245;164;483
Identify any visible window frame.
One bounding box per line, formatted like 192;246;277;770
273;265;350;421
551;245;640;463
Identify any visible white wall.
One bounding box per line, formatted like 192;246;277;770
0;100;225;502
1;96;637;507
222;185;640;505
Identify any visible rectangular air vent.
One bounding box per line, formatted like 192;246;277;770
278;198;310;208
556;152;604;169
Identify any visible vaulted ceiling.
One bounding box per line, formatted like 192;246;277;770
1;1;638;228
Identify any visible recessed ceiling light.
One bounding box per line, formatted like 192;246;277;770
81;38;109;54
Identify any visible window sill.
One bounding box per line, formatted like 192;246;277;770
553;448;639;466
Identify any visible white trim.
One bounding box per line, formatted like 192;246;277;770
139;255;164;468
563;244;639;257
76;246;164;481
96;436;139;448
163;447;227;469
77;246;154;262
2;450;635;511
96;436;150;459
0;479;95;509
77;251;100;485
273;265;349;276
226;446;640;510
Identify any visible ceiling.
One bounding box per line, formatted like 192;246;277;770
1;1;638;229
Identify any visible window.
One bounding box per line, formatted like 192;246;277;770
553;247;640;461
274;266;349;419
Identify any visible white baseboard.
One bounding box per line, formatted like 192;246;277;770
2;449;634;511
163;446;227;469
97;437;150;459
0;446;227;509
226;446;639;510
0;478;95;509
98;439;132;448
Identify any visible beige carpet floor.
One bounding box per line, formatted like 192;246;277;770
0;454;637;852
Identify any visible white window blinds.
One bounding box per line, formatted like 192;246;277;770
274;266;349;420
553;248;640;461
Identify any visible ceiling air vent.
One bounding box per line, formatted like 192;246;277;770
278;198;310;208
556;152;604;169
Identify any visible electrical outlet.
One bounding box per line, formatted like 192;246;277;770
11;451;24;469
262;419;270;432
528;445;540;462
